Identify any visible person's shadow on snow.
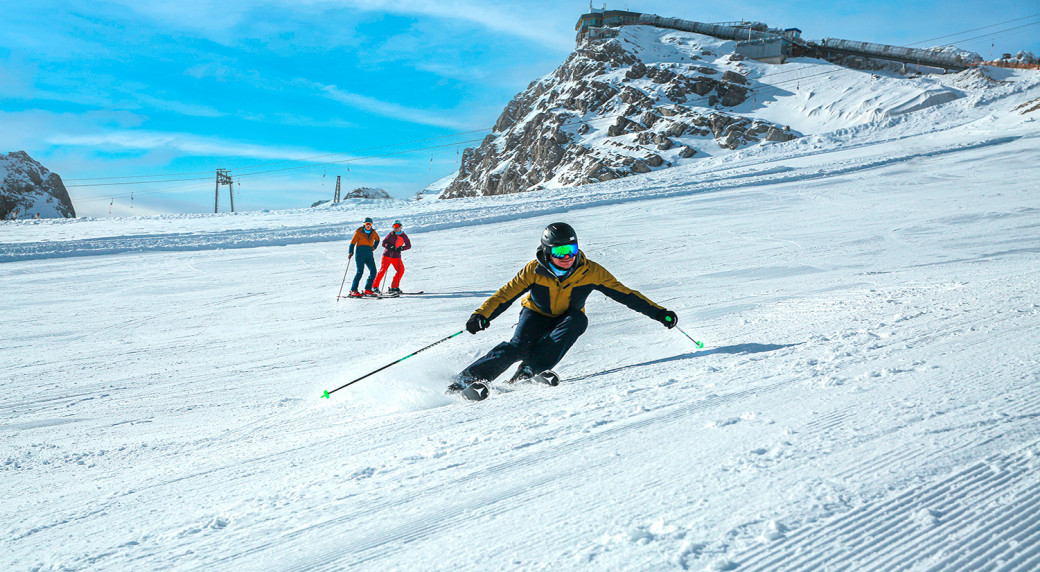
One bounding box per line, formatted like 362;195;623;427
569;342;802;382
406;290;497;299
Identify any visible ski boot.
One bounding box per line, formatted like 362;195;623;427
508;364;559;386
348;290;363;298
507;363;535;384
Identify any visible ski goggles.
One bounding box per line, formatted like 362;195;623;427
392;223;402;230
549;243;578;259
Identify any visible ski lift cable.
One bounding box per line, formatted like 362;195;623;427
233;138;486;178
905;13;1040;46
931;21;1040;49
71;138;485;202
63;127;494;182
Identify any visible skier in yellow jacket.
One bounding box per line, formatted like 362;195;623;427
449;222;677;395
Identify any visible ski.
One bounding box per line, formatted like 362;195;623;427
375;290;424;299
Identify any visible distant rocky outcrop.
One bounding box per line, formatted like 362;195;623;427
343;187;391;200
312;187;391;208
439;26;797;199
1;151;76;219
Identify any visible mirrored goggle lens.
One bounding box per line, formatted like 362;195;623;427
550;244;578;258
393;224;402;229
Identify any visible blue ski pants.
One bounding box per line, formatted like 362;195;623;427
351;250;377;291
459;307;588;383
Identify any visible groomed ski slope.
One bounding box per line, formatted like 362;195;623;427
3;70;1040;570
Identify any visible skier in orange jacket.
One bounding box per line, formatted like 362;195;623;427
347;217;380;298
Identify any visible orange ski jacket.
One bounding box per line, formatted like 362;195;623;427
349;227;380;256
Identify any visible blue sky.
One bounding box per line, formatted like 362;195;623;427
3;0;1038;217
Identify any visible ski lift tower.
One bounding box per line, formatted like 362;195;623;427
214;168;234;213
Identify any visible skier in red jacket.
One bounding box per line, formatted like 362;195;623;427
373;220;411;296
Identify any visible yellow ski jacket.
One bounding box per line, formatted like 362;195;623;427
475;250;664;322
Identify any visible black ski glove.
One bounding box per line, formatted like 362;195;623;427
656;309;678;329
466;313;490;334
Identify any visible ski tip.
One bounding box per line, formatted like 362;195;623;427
322;390;330;399
534;370;560;386
461;382;490;401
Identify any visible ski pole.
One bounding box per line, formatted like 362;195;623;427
336;253;353;301
322;330;465;398
676;325;704;348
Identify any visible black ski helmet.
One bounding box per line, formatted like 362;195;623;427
540;222;577;256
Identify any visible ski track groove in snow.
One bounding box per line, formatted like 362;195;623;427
206;449;616;568
830;379;1040;485
284;472;580;570
734;441;1040;571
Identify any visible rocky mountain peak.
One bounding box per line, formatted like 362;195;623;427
1;151;76;219
439;25;797;199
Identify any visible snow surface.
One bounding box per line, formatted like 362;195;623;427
2;64;1040;570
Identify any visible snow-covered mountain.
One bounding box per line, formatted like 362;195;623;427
438;25;978;199
0;151;76;219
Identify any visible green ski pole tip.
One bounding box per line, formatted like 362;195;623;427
696;341;705;348
322;390;330;399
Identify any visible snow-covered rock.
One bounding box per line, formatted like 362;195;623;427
0;151;75;219
343;187;391;200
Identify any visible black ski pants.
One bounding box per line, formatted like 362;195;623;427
351;249;376;291
459;307;588;383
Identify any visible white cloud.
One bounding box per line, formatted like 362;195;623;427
49;130;338;162
303;81;474;130
46;128;416;172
